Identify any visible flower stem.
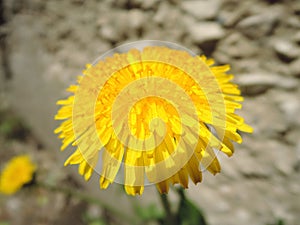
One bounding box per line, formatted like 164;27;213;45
158;192;178;225
36;182;137;225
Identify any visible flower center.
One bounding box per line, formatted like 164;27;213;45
128;97;180;143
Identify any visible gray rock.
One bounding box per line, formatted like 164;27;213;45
262;60;292;77
181;0;220;20
111;0;143;8
234;59;261;73
0;52;5;92
216;32;258;59
237;8;281;39
153;2;170;25
98;11;131;42
219;1;252;27
293;1;300;14
297;141;300;160
127;9;146;32
238;96;288;139
286;16;300;29
141;0;160;10
188;22;225;44
271;89;300;127
271;144;297;176
289;58;300;77
273;39;300;62
293;31;300;45
235;72;298;95
99;25;120;42
154;2;182;29
242;138;296;176
231;147;273;179
285;129;300;146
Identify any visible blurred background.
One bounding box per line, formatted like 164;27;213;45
0;0;300;224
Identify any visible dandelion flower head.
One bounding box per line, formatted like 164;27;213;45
0;155;36;195
55;41;252;195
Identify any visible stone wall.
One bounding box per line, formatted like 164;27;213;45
1;0;300;224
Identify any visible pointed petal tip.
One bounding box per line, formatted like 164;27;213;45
100;176;112;189
125;185;144;196
239;123;254;133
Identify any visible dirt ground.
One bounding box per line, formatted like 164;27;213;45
0;0;300;225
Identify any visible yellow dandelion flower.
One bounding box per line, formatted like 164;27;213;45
55;41;252;195
0;155;36;195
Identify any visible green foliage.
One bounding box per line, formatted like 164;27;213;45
267;219;285;225
0;222;10;225
176;188;207;225
82;211;107;225
156;188;208;225
135;203;164;223
0;110;29;140
88;220;107;225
